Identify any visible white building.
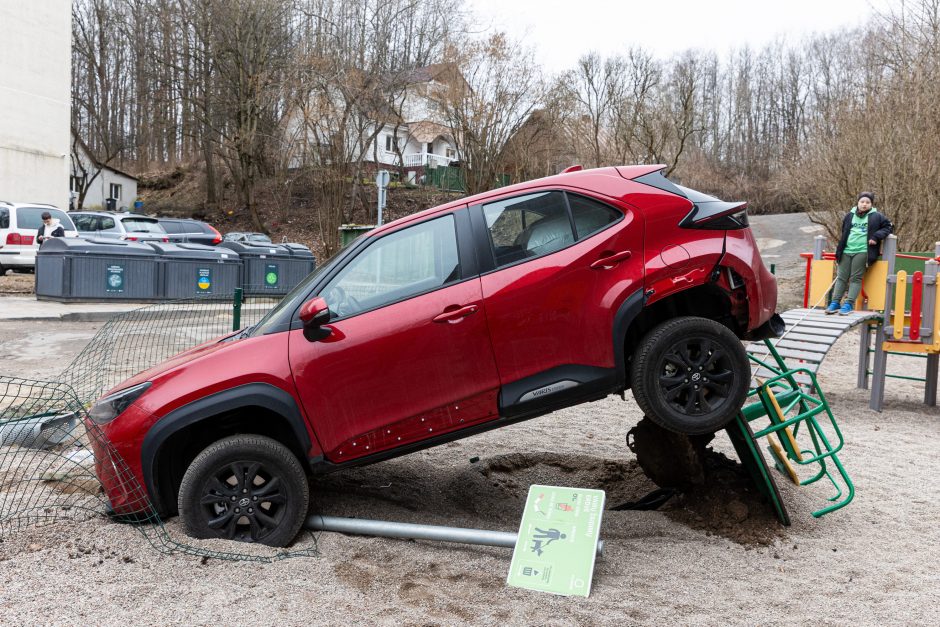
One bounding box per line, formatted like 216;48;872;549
0;1;71;210
285;63;465;181
70;135;139;211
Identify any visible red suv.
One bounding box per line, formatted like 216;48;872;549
87;165;780;546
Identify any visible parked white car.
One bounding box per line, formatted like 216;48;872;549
0;202;78;274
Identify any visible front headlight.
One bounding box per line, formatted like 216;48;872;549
89;382;151;425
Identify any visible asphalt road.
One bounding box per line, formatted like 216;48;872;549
747;212;826;281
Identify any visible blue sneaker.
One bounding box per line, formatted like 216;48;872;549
825;301;840;315
838;302;854;315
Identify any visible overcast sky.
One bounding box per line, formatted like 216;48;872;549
465;0;894;74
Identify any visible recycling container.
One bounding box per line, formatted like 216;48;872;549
219;241;315;295
283;243;317;286
148;242;242;299
36;237;160;301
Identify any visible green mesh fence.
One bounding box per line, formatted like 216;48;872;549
1;290;320;561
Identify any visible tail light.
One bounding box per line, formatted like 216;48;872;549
208;225;222;245
126;236;138;241
23;235;34;245
162;237;169;243
6;233;22;245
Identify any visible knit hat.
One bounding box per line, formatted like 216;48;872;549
857;191;875;203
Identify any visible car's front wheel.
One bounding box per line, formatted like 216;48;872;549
177;435;309;547
630;316;749;435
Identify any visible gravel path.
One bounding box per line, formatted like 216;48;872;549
2;316;939;625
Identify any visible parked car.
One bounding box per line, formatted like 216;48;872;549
0;202;78;273
158;218;223;246
70;211;169;243
87;165;781;546
223;231;272;244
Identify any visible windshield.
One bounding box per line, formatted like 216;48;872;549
248;240;359;337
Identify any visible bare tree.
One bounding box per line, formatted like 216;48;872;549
441;34;542;195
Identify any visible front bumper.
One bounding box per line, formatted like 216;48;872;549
85;418;154;516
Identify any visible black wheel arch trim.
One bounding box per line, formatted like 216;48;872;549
139;382;314;514
613;287;646;382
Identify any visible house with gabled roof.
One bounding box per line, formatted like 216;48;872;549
285;63;467;183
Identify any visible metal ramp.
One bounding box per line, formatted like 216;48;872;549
748;308;882;387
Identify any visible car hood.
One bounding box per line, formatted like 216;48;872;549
103;331;241;394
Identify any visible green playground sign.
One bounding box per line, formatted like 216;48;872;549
507;485;605;597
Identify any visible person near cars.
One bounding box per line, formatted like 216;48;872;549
36;211;66;244
825;192;893;315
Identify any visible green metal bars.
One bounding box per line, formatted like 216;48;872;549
734;339;855;521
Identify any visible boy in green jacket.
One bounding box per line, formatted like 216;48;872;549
825;192;894;315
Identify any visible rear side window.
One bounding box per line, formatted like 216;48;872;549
17;207;74;230
483;191;572;268
0;208;8;229
160;221;183;234
568;194;621;239
99;216;117;231
122;218;165;233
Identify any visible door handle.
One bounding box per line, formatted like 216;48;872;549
590;250;632;269
433;304;479;323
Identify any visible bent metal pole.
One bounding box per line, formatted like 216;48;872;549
305;514;605;558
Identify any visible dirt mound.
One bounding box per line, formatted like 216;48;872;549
628;417;785;545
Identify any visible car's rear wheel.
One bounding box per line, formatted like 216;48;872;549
630;316;749;435
178;435;309;547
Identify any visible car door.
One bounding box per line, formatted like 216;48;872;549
288;209;501;462
473;189;644;414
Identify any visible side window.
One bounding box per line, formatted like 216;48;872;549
483;191;572;268
321;215;460;319
73;215;96;231
99;216;117;231
568;194;621;239
0;208;8;229
160;221;182;234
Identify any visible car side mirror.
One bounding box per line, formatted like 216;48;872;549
299;297;332;342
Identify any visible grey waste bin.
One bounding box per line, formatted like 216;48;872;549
36;237;160;301
219;241;315;295
148;242;242;299
283;243;317;285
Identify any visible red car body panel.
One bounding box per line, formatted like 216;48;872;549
86;165;779;515
480;189;644;380
287;277;501;461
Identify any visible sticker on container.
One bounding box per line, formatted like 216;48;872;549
196;267;212;293
507;485;605;597
106;264;124;293
264;263;280;288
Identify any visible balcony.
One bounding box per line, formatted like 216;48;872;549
403;152;454;169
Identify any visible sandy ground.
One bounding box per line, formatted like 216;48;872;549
2;215;939;625
1;315;940;625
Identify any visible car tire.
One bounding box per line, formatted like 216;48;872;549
630;316;749;435
178;434;309;547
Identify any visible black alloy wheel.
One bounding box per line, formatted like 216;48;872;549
631;316;749;435
178;435;309;547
